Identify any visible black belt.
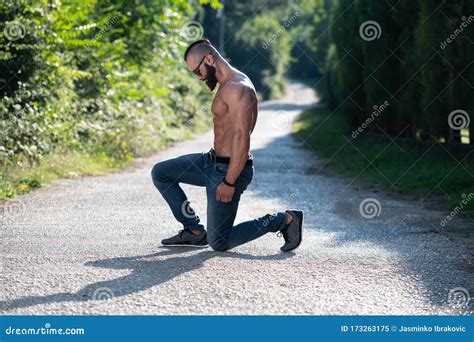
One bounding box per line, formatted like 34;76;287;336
207;148;253;166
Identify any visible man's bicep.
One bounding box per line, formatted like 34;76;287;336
227;88;252;133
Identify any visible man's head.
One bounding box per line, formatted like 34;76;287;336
184;39;219;91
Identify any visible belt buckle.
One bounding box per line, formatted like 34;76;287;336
209;148;216;163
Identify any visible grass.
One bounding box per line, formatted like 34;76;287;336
0;117;213;201
0;151;132;200
293;107;474;216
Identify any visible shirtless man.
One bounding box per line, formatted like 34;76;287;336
151;39;303;252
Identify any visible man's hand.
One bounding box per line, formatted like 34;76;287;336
216;181;235;203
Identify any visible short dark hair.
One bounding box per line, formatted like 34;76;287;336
183;38;211;61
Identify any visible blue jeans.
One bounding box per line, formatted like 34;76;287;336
151;150;286;251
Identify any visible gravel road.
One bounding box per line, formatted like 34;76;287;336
1;82;472;315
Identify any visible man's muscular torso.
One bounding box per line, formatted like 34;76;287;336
211;70;258;157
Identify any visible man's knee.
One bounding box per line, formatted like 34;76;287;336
151;162;165;183
208;236;229;252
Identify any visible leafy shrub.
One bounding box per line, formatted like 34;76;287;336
0;0;220;198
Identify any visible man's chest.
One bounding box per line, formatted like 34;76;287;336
211;91;229;118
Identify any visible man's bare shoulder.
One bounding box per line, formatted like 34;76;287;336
220;78;256;105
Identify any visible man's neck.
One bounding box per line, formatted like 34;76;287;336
214;58;234;85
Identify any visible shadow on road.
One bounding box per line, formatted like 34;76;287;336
258;101;318;112
1;248;294;311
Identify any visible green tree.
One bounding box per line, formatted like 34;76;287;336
0;0;220;198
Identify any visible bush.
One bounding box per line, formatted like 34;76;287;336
0;0;220;198
236;14;292;99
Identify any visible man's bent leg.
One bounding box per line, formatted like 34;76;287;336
225;212;286;250
206;164;286;251
151;152;208;230
207;194;286;251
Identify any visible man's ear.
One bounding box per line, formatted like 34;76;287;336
205;53;215;65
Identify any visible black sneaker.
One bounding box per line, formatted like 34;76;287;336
278;210;303;252
161;229;208;247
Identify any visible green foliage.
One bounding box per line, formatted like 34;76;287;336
0;0;219;199
328;0;366;125
201;1;299;99
416;0;474;142
236;14;291;98
0;150;130;199
302;0;473;143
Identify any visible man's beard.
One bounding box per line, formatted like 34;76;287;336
204;63;218;91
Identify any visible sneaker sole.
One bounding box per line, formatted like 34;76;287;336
161;243;209;248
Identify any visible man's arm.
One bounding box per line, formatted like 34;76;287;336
223;83;252;184
215;83;253;203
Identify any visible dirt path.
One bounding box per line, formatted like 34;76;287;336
1;81;472;314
